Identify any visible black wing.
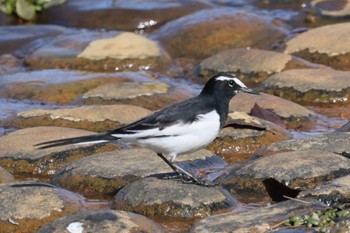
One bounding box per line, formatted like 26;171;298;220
109;96;213;135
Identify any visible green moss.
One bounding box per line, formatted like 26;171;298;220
283;205;350;232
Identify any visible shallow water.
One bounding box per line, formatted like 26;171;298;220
0;1;349;232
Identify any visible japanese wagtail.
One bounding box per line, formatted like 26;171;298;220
36;73;259;186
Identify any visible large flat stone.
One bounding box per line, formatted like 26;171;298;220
112;177;239;218
0;181;86;233
0;127;118;175
36;0;211;32
51;149;224;194
155;8;286;59
229;92;315;129
223;150;350;195
299;175;350;205
198;48;320;86
190;199;325;233
37;209;164;233
25;31;169;72
262;68;350;104
207;112;291;164
257;132;350;156
285;22;350;70
0;69;147;104
11;104;151;132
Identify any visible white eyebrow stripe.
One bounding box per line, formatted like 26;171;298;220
216;76;247;88
233;77;247;88
216;76;234;82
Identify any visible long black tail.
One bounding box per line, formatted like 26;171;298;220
35;133;117;149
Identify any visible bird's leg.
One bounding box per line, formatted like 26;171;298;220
156;153;215;187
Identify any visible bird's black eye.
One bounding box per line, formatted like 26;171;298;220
228;80;235;87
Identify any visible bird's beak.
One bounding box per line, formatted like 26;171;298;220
238;87;260;95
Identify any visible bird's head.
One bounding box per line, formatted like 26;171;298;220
200;73;259;99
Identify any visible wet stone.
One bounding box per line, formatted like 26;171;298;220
299;175;350;205
311;0;350;17
0;181;86;233
0;126;118;176
229;92;316;129
207;112;292;164
82;81;192;111
0;166;14;184
10;104;151;132
36;0;212;32
222;150;350;195
37;209;164;233
257;132;350;157
262;68;350;104
78;32;167;60
190;198;326;233
0;69;143;104
0;98;52;125
112;177;239;218
198;48;321;87
0;69;185;110
155;7;286;59
0;25;69;55
0;54;26;76
285;22;350;70
51;149;224;194
82;81;170;101
25;30;169;72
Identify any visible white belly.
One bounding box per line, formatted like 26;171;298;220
134;110;221;156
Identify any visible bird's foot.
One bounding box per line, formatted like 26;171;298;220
162;173;182;180
183;175;216;187
162;171;215;187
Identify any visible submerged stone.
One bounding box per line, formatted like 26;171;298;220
0;25;69;55
311;0;350;17
0;54;26;76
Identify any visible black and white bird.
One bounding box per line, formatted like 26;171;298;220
36;73;259;186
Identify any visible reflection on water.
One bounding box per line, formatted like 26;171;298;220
291;112;348;139
0;98;59;121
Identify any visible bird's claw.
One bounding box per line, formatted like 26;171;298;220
190;176;216;187
164;172;216;187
